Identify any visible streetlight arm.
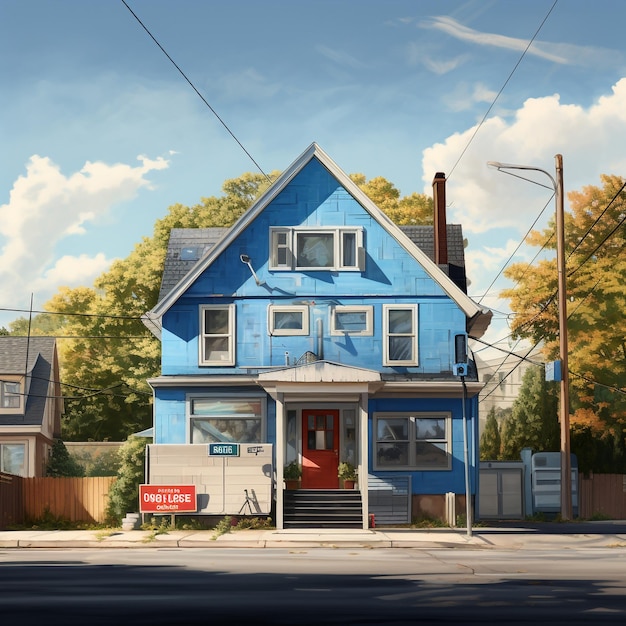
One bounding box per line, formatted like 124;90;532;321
487;160;557;190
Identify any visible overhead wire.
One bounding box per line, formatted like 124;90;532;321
120;0;272;183
446;0;559;180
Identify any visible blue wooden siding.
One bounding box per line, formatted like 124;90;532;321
368;396;478;495
160;157;466;376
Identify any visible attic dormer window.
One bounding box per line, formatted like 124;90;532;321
1;381;21;409
270;227;363;271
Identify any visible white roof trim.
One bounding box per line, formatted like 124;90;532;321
143;142;492;337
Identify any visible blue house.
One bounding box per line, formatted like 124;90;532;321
142;143;492;528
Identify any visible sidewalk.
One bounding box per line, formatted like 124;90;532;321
1;523;625;550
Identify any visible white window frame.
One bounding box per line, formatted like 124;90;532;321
269;227;363;271
383;304;418;366
199;304;235;366
0;380;22;410
268;305;309;336
0;441;27;476
330;305;373;336
187;393;266;444
374;412;451;471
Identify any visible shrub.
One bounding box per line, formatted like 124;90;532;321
104;436;148;525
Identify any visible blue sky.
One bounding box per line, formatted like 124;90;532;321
1;0;625;356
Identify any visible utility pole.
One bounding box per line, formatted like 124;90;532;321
487;155;572;520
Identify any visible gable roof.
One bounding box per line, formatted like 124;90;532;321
157;224;467;305
0;336;58;427
143;143;492;337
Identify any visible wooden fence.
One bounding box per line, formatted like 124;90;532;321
2;473;625;529
0;474;116;528
579;473;626;520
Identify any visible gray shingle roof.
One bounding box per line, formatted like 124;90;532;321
399;224;465;267
157;228;229;303
157;225;466;301
0;336;57;427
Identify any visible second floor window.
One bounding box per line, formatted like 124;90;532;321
383;304;418;366
268;305;309;336
199;304;235;366
1;381;21;409
270;227;363;271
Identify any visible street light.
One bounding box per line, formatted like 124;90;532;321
487;154;572;520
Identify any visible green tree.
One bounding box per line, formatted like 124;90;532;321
480;407;502;460
9;169;432;441
500;365;559;460
45;439;85;477
105;436;148;524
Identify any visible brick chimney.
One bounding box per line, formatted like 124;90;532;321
432;172;448;265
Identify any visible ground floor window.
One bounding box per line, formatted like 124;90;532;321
374;412;451;470
0;442;26;476
189;396;265;444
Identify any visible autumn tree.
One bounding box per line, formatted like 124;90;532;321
501;174;626;467
350;174;433;225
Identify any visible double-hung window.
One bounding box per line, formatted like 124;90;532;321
1;381;21;409
268;305;309;336
383;304;418;366
189;396;265;444
374;413;451;470
270;227;363;271
199;304;235;366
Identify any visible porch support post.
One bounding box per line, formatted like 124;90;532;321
359;391;369;529
275;392;285;530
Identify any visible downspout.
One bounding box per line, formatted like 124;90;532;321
317;318;323;360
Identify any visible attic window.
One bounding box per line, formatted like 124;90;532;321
180;247;202;261
1;381;21;409
270;227;363;271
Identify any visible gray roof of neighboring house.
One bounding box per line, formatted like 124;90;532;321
157;225;466;302
0;336;57;427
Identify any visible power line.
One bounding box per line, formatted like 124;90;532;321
447;0;559;180
120;0;271;183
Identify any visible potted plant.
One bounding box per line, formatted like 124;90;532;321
283;461;302;489
338;461;357;489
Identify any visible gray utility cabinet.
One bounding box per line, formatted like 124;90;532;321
479;461;524;519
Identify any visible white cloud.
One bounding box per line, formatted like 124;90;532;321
0;154;168;322
29;253;114;293
420;16;619;67
423;78;626;357
423;78;626;234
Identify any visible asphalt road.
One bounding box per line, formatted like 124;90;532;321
1;545;625;625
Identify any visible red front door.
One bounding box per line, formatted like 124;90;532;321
301;409;339;489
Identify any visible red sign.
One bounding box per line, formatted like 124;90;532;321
140;484;197;513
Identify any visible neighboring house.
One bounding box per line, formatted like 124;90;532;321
142;143;492;528
0;337;63;477
474;346;544;436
